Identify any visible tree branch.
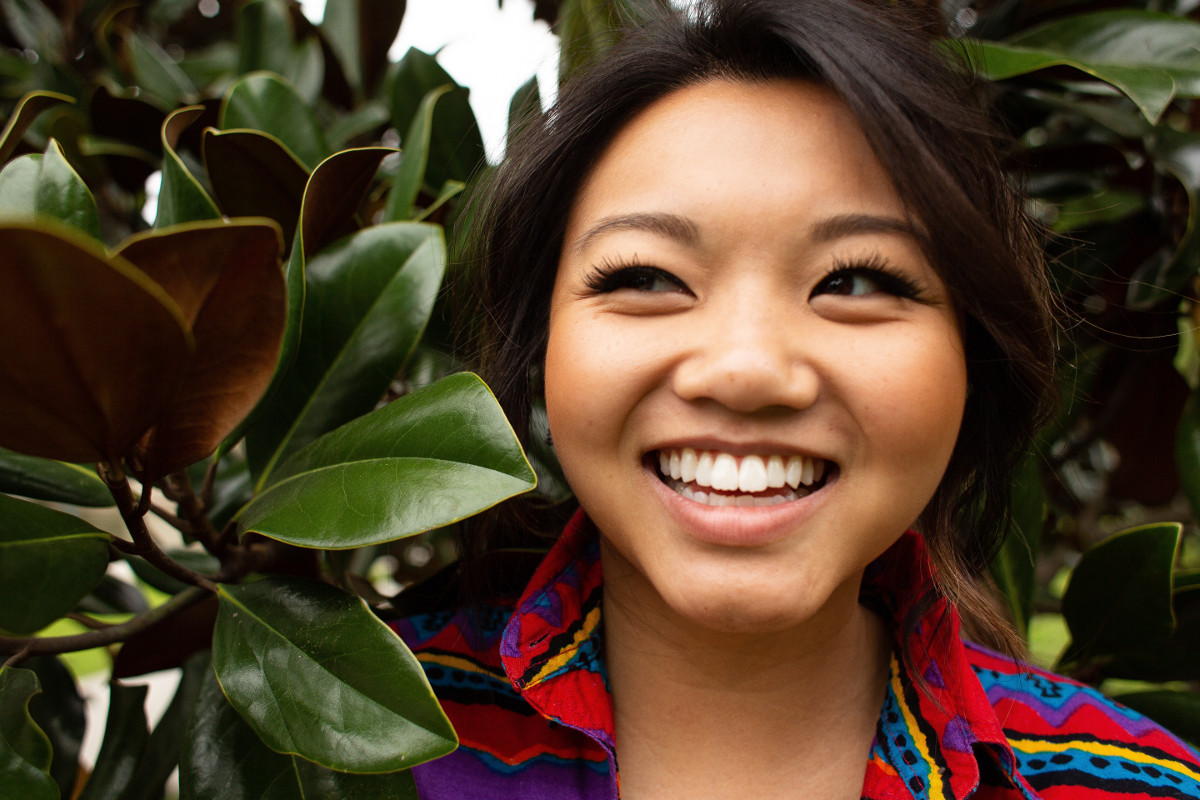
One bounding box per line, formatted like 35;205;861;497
0;586;208;661
100;462;217;592
162;469;224;555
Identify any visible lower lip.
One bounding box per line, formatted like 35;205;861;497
644;462;833;547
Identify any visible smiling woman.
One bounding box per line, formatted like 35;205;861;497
387;0;1200;798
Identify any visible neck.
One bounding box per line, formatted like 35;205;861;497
602;545;891;800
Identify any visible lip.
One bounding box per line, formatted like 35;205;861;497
642;453;836;547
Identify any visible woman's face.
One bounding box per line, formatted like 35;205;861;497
545;79;967;634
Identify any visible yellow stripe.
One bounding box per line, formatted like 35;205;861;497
891;654;948;800
1009;738;1200;784
416;652;506;679
527;604;602;686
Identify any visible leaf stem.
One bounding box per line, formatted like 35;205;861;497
0;586;208;662
163;469;224;556
100;462;218;592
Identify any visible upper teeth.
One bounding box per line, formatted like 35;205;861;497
657;448;825;493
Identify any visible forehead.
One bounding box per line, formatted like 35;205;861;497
564;78;910;247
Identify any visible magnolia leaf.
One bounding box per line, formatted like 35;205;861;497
507;75;542;144
181;665;421;799
1177;391;1200;521
126;32;198;108
321;0;406;95
236;0;295;78
413;179;464;223
240;372;536;548
0;493;111;634
0;448;112;506
121;652;210;800
969;11;1200;123
25;656;86;799
990;454;1043;636
1060;523;1181;666
1112;691;1200;747
0;139;102;240
0;223;193;462
384;84;451;222
0;668;56;800
76;682;149;800
0;91;73;164
223;148;391;460
223;72;330;171
212;577;456;773
157;106;221;228
389;48;485;188
249;223;445;485
1100;584;1200;682
203;129;309;244
1128;129;1200;308
117;220;286;479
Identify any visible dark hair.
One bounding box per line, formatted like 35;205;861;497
457;0;1056;654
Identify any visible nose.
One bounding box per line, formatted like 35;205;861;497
671;297;820;413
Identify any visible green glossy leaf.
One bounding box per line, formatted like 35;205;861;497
322;0;406;96
203;129;309;245
128;550;221;596
1111;690;1200;747
0;448;111;506
25;656;85;799
0;667;56;800
413;179;464;223
990;454;1043;636
1060;523;1181;665
1129;128;1200;308
181;665;421;799
126;32;198;108
1101;584;1200;682
2;0;63;56
326;101;391;150
0;493;111;635
385;85;451;222
0;139;102;239
76;575;150;617
223;73;330;171
240;372;536;548
0;223;191;461
212;577;456;772
1177;391;1200;521
76;682;148;800
1052;188;1145;233
969;10;1200;122
228;148;391;462
250;224;446;485
156;107;221;227
122;651;210;800
0;91;73;164
389;48;485;188
236;0;295;78
117;220;286;479
507;74;541;144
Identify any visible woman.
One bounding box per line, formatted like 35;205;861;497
392;0;1200;797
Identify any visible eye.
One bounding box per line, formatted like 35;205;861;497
811;257;923;301
584;263;690;295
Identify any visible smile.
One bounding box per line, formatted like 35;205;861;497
654;447;831;507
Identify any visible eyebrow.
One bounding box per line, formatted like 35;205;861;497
809;213;929;247
569;210;928;254
570;212;700;254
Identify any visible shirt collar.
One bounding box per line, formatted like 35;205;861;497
500;511;1033;798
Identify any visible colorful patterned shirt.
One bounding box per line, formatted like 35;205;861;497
391;513;1200;799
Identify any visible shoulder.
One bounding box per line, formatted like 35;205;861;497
964;642;1200;798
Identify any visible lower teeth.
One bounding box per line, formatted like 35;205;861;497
665;476;809;507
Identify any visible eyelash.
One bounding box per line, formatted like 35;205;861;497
582;253;925;300
583;257;689;294
818;254;924;301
